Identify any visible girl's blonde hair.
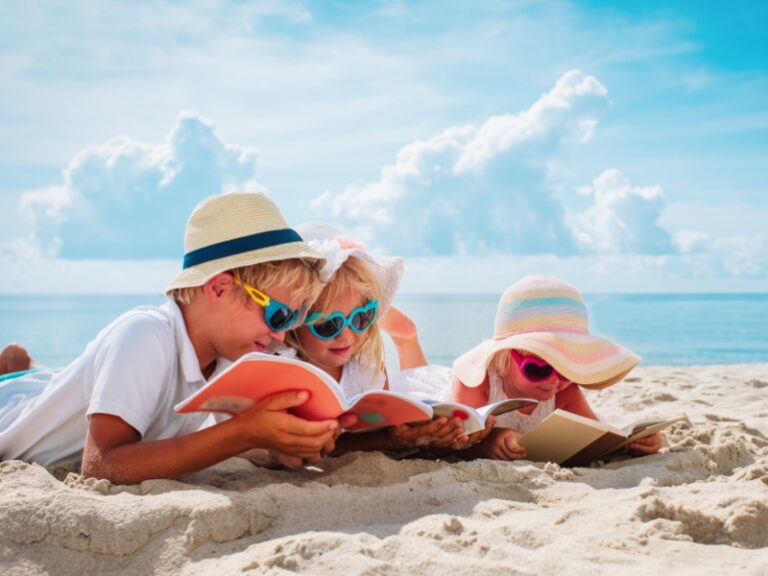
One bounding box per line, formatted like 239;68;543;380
487;349;510;379
169;258;323;309
287;256;385;373
487;348;532;378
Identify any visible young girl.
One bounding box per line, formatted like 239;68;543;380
283;222;480;455
451;275;663;461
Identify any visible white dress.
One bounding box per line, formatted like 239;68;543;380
388;364;454;402
339;357;387;398
271;344;386;398
390;366;555;433
486;372;556;433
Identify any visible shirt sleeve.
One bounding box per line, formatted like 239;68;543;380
86;311;175;437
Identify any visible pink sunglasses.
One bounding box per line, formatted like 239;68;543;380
510;350;564;382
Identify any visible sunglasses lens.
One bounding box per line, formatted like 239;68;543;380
313;317;345;339
523;362;554;381
267;306;295;331
351;308;376;331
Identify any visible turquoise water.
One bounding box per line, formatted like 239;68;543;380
0;294;766;368
392;293;768;368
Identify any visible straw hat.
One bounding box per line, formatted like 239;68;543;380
295;222;403;314
165;192;324;293
453;276;641;390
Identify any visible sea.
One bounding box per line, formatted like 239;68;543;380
0;293;766;370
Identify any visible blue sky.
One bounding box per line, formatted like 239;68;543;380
1;0;766;293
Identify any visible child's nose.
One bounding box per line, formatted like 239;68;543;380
335;326;354;343
270;329;287;343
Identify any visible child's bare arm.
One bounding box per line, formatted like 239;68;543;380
451;376;490;407
555;383;598;419
81;391;339;483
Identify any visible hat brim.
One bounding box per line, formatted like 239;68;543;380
329;247;403;314
165;241;324;293
453;331;641;390
296;222;403;315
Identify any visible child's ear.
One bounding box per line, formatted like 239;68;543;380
203;273;235;300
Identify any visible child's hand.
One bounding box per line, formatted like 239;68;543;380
482;427;527;461
236;390;339;461
450;414;497;450
240;448;305;470
389;417;464;448
627;432;663;455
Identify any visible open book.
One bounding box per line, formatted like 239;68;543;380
175;353;537;433
422;399;537;435
521;409;687;466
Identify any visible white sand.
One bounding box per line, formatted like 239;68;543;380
1;364;767;575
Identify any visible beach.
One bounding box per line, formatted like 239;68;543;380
2;363;767;575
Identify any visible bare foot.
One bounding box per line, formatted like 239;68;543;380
0;343;37;376
378;307;428;370
378;306;418;342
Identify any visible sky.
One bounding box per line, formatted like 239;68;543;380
1;0;766;294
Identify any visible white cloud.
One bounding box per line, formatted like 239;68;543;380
313;70;611;257
673;230;709;254
571;168;674;254
4;112;262;260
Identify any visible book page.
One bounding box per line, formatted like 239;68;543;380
425;401;485;434
522;410;626;464
618;414;688;448
480;397;538;419
345;391;433;431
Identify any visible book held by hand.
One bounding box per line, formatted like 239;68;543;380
423;398;538;435
175;353;537;433
521;409;687;466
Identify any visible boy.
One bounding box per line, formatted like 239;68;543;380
0;192;342;484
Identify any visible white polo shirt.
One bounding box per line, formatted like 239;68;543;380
0;299;210;466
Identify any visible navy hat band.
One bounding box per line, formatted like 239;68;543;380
183;228;303;269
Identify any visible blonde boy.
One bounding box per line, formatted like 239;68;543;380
0;192;340;483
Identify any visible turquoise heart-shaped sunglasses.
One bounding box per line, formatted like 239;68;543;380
305;300;379;340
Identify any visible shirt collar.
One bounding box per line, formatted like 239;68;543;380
164;297;206;384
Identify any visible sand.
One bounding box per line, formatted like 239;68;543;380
1;364;767;575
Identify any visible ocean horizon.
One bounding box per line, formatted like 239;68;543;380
1;292;766;371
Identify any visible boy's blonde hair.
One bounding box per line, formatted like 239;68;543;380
288;256;385;373
169;258;323;309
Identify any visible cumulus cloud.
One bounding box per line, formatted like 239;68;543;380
571;168;674;254
312;70;611;257
10;112;262;260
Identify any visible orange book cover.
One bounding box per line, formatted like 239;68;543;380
175;352;433;431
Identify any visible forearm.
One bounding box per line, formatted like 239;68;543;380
392;337;428;371
81;418;253;483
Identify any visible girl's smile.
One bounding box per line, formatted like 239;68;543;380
295;287;369;381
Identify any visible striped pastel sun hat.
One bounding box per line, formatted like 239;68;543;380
453;275;641;389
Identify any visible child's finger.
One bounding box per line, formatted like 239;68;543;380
338;412;358;429
273;452;304;469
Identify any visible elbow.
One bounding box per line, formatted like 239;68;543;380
80;453;127;484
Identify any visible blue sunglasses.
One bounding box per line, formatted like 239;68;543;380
305;300;379;340
233;277;302;332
